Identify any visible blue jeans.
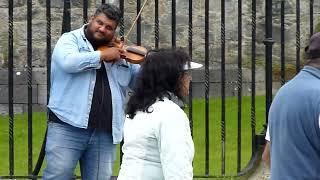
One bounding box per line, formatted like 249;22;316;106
43;122;116;180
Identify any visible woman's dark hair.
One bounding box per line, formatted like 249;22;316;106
94;4;122;24
126;48;190;119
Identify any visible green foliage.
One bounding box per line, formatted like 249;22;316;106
0;112;48;175
315;19;320;33
272;62;298;81
189;96;266;177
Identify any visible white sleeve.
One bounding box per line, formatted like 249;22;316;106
265;125;270;141
156;111;194;180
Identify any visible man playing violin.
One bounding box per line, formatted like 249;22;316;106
43;4;140;180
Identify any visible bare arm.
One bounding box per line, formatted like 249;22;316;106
262;141;270;167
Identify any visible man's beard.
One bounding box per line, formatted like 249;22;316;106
85;25;111;48
93;37;110;47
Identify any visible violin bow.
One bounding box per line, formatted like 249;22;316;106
122;0;149;44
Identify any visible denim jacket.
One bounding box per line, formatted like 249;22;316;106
47;25;140;144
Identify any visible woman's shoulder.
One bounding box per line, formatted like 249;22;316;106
153;97;181;109
152;98;187;118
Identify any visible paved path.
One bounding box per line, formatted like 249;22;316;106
248;161;270;180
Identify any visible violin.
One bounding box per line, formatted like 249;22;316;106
98;38;147;64
98;0;149;64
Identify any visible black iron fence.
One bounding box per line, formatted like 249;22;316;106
1;0;319;179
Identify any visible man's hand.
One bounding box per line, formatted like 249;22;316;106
100;47;125;62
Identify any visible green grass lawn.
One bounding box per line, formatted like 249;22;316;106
0;96;266;178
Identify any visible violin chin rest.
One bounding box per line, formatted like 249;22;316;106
126;46;147;56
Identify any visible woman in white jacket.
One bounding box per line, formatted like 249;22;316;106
117;48;202;180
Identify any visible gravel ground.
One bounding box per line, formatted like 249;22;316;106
248;161;270;180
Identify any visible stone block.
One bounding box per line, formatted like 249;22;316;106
37;84;48;105
192;68;241;83
0;104;23;115
0;0;25;8
190;81;281;98
0;70;47;85
33;70;47;84
0;84;38;103
38;0;87;8
0;103;47;115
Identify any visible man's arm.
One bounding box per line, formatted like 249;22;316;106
262;141;270;167
262;125;270;167
53;33;123;73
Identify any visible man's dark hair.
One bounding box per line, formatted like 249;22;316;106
94;4;122;24
126;48;190;119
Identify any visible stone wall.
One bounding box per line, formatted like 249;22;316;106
1;0;320;68
0;0;319;111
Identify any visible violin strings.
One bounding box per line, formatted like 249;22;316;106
123;0;149;44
